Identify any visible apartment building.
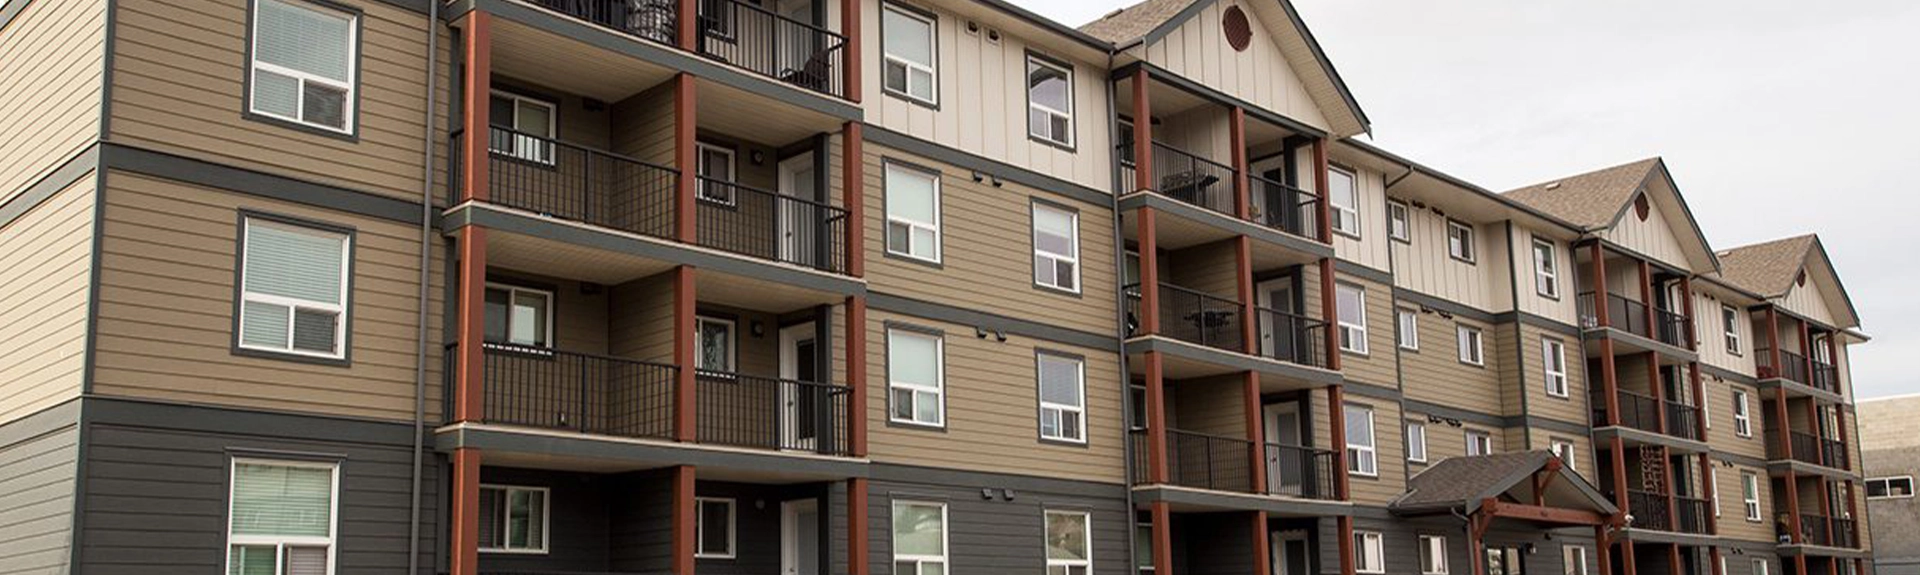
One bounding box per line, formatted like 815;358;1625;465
1857;396;1918;575
0;0;1875;575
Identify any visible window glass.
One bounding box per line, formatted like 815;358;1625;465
886;164;941;262
889;330;945;426
1564;546;1589;575
894;502;948;575
1028;57;1073;146
1038;354;1086;442
1551;441;1577;471
696;317;735;373
478;485;548;553
1741;472;1761;520
1457;325;1483;365
1329;168;1359;236
1387;201;1409;242
1732;390;1752;437
250;0;356;132
1533;240;1558;297
228;459;337;575
484;285;551;348
1033;204;1080;292
1723;306;1742;354
1447;221;1475;262
696;143;737;204
1406;421;1427;463
1397;309;1418;350
1346;404;1376;476
487;92;557;163
1543;338;1568;397
1466;430;1492;456
1045;511;1091;575
696;498;735;558
1419;535;1447;575
1336;284;1368;354
239;218;349;358
882;6;936;103
1353;532;1384;574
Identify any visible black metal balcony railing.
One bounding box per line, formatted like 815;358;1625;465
1117;142;1238;216
696;371;850;455
694;177;849;273
1576;291;1652;339
453;127;680;240
532;0;681;46
1756;347;1810;384
1800;514;1835;547
1626;489;1672;531
1253;306;1328;369
466;343;679;440
1654;307;1693;350
1592;388;1662;434
1127;429;1254;493
1810;359;1840;393
1833;517;1859;548
1785;431;1824;465
1664;400;1701;441
1249;173;1320;240
1265;442;1338;500
1674;495;1711;534
696;0;847;98
1123;283;1245;353
1822;437;1850;470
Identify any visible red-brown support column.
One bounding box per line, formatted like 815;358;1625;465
1244;371;1265;492
1249;511;1270;575
1313;138;1331;244
1707;547;1722;575
1621;537;1638;575
844;122;865;278
1591;243;1611;327
1330;384;1354;575
847;295;867;456
1807;400;1826;466
1150;502;1174;575
677;0;697;51
1649;353;1667;434
1794;555;1808;575
1144;351;1169;484
674;74;698;243
1775;387;1794;462
1138;208;1161;335
673;266;697;441
1800;319;1816;385
1230;106;1249;218
1610;437;1631;524
1668;544;1682;575
1661;446;1678;535
839;0;860;103
1336;515;1356;575
1592;244;1621;427
1638;260;1655;335
1131;68;1153;193
671;466;697;575
848;478;869;575
1766;307;1783;379
1785;469;1805;544
1237;236;1257;354
1595;526;1613;575
1680;277;1697;350
459;11;491;203
454;227;488;422
1318;259;1338;368
1846;481;1860;547
449;448;482;575
1468;516;1486;575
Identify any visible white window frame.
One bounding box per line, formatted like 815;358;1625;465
1354;531;1385;574
484;283;554;349
888;329;946;427
1533;239;1559;298
881;4;938;105
1418;535;1448;575
248;0;358;134
1329;167;1360;237
1732;389;1752;437
237;217;352;360
1741;471;1761;521
1032;203;1081;293
1868;476;1916;499
478;484;551;554
1753;559;1771;575
1397;308;1419;351
225;457;340;575
1542;338;1568;398
1044;510;1092;575
694;315;737;375
1723;305;1743;355
1457;325;1484;366
1026;55;1074;147
1037;353;1087;443
695;142;738;206
1446;220;1476;263
1387;200;1410;243
884;162;943;263
1346;404;1378;477
1564;546;1590;575
1336;284;1369;354
694;497;737;559
487;90;558;164
1550;440;1577;471
1466;430;1492;456
1710;467;1721;517
1407;421;1428;463
893;501;950;575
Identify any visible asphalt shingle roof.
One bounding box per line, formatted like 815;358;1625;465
1078;0;1195;43
1501;158;1663;229
1393;452;1553;511
1713;234;1817;298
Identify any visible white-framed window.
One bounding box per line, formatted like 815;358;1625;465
695;316;736;374
1550;440;1577;471
1732;389;1752;437
248;0;358;133
1542;338;1568;397
1353;531;1385;574
1446;220;1475;263
1466;430;1492;456
1709;466;1721;517
238;217;351;359
1038;353;1086;443
1387;201;1410;243
1723;305;1743;355
1033;203;1081;293
1044;510;1091;575
888;329;945;426
696;142;737;205
1533;239;1559;298
1457;325;1484;366
1027;55;1074;147
885;162;942;263
1346;404;1377;477
1407;421;1428;463
881;4;937;105
695;497;736;559
1133;520;1155;575
1741;471;1761;521
1418;535;1448;575
1703;381;1713;429
484;284;552;349
893;501;949;575
1564;546;1590;575
226;458;339;575
1397;308;1419;350
1336;284;1369;354
1329;167;1360;237
1752;559;1771;575
478;485;550;554
488;91;557;164
1868;476;1916;498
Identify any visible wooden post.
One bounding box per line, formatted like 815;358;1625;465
1610;437;1631;523
1680;276;1697;350
674;74;698;243
1132;68;1153;193
454;227;487;422
459;11;491;203
1319;258;1339;370
1649;353;1666;434
1237;236;1257;354
1244;371;1265;492
1817;477;1836;545
1785;469;1804;544
1249;511;1270;575
844;122;864;277
677;0;697;51
1151;501;1175;575
1138;209;1160;335
1595;525;1613;575
1336;515;1356;575
1591;242;1611;326
1766;307;1783;379
673;266;697;441
848;478;869;575
847;295;867;456
1144;351;1169;484
1775;387;1794;462
840;0;860;102
1313;138;1331;244
1231;106;1249;218
1638;260;1655;337
1667;544;1682;575
1328;385;1349;500
449;448;482;575
672;466;696;575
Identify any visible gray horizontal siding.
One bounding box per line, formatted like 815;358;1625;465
1330;515;1602;575
0;422;79;575
857;479;1131;575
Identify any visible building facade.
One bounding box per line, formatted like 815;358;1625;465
0;0;1874;574
1858;397;1918;575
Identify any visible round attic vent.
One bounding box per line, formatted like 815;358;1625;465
1634;193;1650;221
1223;6;1252;52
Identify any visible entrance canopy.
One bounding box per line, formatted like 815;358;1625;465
1391;451;1617;527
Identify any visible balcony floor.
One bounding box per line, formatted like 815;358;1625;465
437;422;868;484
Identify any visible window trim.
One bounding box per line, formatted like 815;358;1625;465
1044;509;1092;574
883;160;944;264
1031;200;1082;294
1564;546;1590;575
1025;52;1075;149
1036;351;1088;444
880;2;939;107
1753;559;1771;575
893;500;950;575
1740;471;1761;521
233;212;355;364
1328;166;1360;238
1550;439;1577;471
1465;429;1492;456
1723;305;1743;356
1456;324;1484;366
483;283;555;350
694;497;737;559
477;484;551;554
887;327;947;428
1710;466;1721;517
1418;534;1448;575
1532;239;1559;299
1542;337;1568;398
1868;476;1916;499
695;141;739;206
244;0;362;137
1406;420;1428;463
225;456;341;575
694;315;738;375
1396;308;1419;351
1346;403;1378;477
1353;531;1385;574
487;90;559;165
1336;283;1369;355
1387;200;1410;243
1446;219;1476;264
1732;389;1752;438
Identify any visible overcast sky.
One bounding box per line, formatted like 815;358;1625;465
1023;0;1920;398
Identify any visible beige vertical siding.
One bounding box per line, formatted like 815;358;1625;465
1300;270;1392;387
1778;278;1839;329
864;309;1125;483
1325;161;1390;272
1153;106;1233;164
108;0;449;201
1510;226;1579;326
1316;393;1403;505
0;176;94;425
0;0;104;202
861;144;1118;335
1694;286;1759;377
1400;311;1504;417
89;171;445;422
1387;206;1498;312
1523;324;1588;426
1600;194;1691;271
1136;0;1330;132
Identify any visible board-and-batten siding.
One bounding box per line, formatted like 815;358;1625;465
1779;277;1840;329
0;0;103;203
90;171;445;423
1387;206;1497;312
0;176;94;425
860;0;1110;192
1398;311;1503;417
1327;162;1390;272
1693;288;1759;379
0;423;80;575
861;145;1117;336
108;0;449;202
1600;192;1691;271
865;310;1124;484
1510;226;1579;327
1137;0;1329;133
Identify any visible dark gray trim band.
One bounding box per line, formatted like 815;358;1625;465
82;396;423;445
0;398;82;449
1776;544;1872;560
1582;326;1699;363
1131;486;1354;517
100;143;424;223
1342;381;1399;401
0;144;100;229
864;125;1112;208
1756;378;1844;405
1116;192;1334;259
870;462;1127;499
1138;0;1216;47
1592;425;1711;454
1332;259;1393;285
1616;527;1720;547
1767;459;1861;481
1121;336;1344;387
1392;288;1495;323
1699;362;1756;385
1401;399;1503;428
437;425;871;479
867;292;1116;350
1494;310;1581;337
1713;451;1768;469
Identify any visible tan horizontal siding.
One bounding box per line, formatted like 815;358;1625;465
1400;310;1503;416
89;171;444;422
1524;323;1588;426
0;0;104;201
0;176;94;425
1166;240;1240;301
1318;393;1403;505
1168;374;1247;438
1302;270;1392;387
1714;462;1774;543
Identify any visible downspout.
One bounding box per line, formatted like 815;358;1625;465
1106;47;1138;575
409;1;442;574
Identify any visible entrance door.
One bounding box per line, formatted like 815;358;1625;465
778;153;818;267
1264;402;1304;496
1256;279;1296;361
781;499;821;575
1269;530;1310;575
779;323;821;451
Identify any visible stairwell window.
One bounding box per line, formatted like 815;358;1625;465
1732;389;1752;437
1542;337;1568;397
885;162;942;263
248;0;358;134
226;458;338;575
1465;430;1492;456
1418;535;1448;575
1456;325;1484;366
695;497;736;558
1387;201;1410;243
1346;404;1377;477
1033;202;1081;293
1407;421;1428;463
478;485;549;554
894;501;949;575
1353;531;1385;574
1550;439;1577;471
237;215;352;361
1533;239;1559;298
1045;510;1092;575
1397;308;1419;350
1329;167;1359;237
888;328;945;426
1336;284;1368;354
1027;55;1075;147
1710;467;1720;516
488;91;556;164
1446;220;1475;263
1723;305;1743;355
882;3;937;105
1741;471;1761;521
484;284;552;349
1037;352;1087;443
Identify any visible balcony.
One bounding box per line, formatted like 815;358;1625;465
1625;489;1671;531
1674;495;1711;534
1757;347;1810;384
1578;291;1692;350
1591;389;1701;442
1125;283;1245;353
1798;515;1862;548
1252;306;1329;369
1117;142;1323;245
1653;306;1693;350
1663;399;1701;441
1128;429;1337;501
1775;431;1850;471
523;0;850;100
695;177;849;273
